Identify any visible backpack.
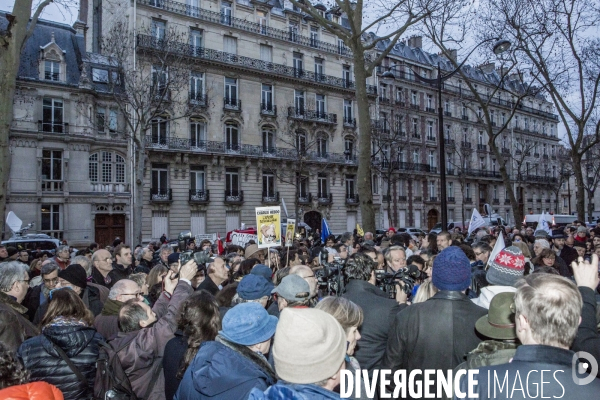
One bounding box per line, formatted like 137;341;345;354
94;334;138;400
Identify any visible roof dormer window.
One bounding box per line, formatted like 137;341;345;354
45;60;60;81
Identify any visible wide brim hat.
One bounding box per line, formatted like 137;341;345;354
245;244;263;259
475;292;517;340
219;302;278;346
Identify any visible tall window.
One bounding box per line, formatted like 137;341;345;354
310;26;319;47
44;60;60;81
289;22;299;42
478;131;484;145
429;181;436;199
316;94;326;117
152;65;167;94
493;185;498;200
224;77;238;106
225;168;239;195
411;91;418;105
314;58;324;80
343;65;352;87
89;151;125;183
428;150;436;169
190;29;203;49
293;52;303;77
190;71;204;102
109;110;117;133
448;182;454;198
344;137;354;161
263;172;275;197
42;150;62;190
412;118;418;134
260;44;273;63
150;117;168;144
223;35;237;54
261;84;273;112
318;173;328;197
221;1;232;25
190;118;207;148
346;175;356;197
413;149;420;163
317;134;328;158
294;90;305;114
426;94;433;109
97;107;106;133
42;98;64;133
297;173;308;197
225;122;239;152
151;164;169;193
466;183;471;198
262;128;275;153
296;131;306;153
190;166;205;192
41;204;61;238
257;10;268;34
151;20;166;40
427;121;434;138
343;100;353;123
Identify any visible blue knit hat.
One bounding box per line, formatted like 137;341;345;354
432;246;472;291
219;303;278;345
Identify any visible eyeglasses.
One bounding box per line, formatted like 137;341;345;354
43;278;59;285
121;292;143;298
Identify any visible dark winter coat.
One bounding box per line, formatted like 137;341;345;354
342;279;402;373
163;330;189;400
572;286;600;377
23;283;46;321
107;262;133;288
0;291;39;352
195;275;220;296
18;323;102;400
382;290;487;398
174;336;277;400
135;259;153;274
249;382;340;400
33;286;105;325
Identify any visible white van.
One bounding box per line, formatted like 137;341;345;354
524;214;576;227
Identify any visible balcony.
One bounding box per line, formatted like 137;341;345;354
537;199;542;203
260;103;277;116
317;193;332;205
151;188;172;202
444;111;452;117
447;196;455;203
189;189;209;203
379;96;391;104
91;183;130;193
502;148;510;155
39;120;69;134
297;193;312;204
447;168;455;175
411;132;421;140
42;180;63;192
534;153;540;158
261;191;279;204
382;194;392;202
143;136;356;165
426;196;438;202
462;115;469;121
414;196;422;201
477;144;487;151
545;198;551;203
346;193;359;205
138;0;353;57
137;34;377;95
445;138;455;147
288;107;337;124
398;195;407;201
189;93;208;107
425;107;436;113
466;169;501;178
343;117;356;128
543;154;549;160
426;135;436;142
465;197;473;203
224;97;241;112
504;199;511;204
224;190;244;204
527;198;534;202
410;104;420;111
461;142;472;149
395;99;406;106
493;198;500;204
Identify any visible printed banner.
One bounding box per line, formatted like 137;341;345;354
229;232;258;247
285;219;296;247
256;206;282;248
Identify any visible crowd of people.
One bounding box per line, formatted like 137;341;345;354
1;221;600;399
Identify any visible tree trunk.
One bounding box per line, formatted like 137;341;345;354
588;191;594;223
572;155;586;222
498;155;523;229
133;145;145;245
354;61;375;232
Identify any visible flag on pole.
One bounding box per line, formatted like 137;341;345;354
321;218;332;244
534;211;552;235
356;223;364;237
217;232;224;255
468;208;486;236
487;232;505;269
281;197;289;218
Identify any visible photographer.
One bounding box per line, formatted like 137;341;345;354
342;253;403;378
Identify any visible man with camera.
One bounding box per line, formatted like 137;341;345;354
342;253;403;380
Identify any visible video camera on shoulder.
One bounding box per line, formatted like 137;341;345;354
374;265;428;298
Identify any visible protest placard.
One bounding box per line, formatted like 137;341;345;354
256;206;281;248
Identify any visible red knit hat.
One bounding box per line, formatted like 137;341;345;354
388;227;396;233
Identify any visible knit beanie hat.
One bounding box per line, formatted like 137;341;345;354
272;308;346;384
432;246;472;291
58;264;88;289
486;246;525;287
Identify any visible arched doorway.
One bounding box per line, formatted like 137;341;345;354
304;211;322;234
427;209;439;231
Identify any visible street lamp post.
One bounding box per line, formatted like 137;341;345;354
383;39;511;231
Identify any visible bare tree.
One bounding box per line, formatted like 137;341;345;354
445;126;474;226
101;22;207;244
0;1;73;235
480;0;600;222
287;0;442;232
581;140;600;221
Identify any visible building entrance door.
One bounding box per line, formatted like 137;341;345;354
95;214;125;248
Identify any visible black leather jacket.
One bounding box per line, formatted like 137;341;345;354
18;324;102;400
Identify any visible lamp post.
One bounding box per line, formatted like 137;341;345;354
383;39;511;231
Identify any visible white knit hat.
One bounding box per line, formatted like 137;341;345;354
272;308;346;384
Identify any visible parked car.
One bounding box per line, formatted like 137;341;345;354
397;227;428;239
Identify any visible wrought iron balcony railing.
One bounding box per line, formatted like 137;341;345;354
260;103;277;116
151;188;172;201
262;191;279;203
346;193;359;204
189;189;209;203
287;107;337;124
297;193;312;204
317;193;332;205
224;190;244;203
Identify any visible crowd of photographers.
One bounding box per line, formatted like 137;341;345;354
1;222;600;399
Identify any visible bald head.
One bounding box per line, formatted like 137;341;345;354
290;265;318;299
108;279;140;302
93;249;113;275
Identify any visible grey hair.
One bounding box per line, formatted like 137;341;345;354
40;261;61;277
136;247;151;262
340;232;353;244
108;279;135;300
72;255;92;276
57;245;69;253
160;244;173;255
0;262;28;292
535;239;551;249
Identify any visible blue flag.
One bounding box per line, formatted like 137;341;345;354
321;218;331;244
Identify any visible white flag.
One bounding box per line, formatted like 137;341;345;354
281;197;289;218
534;211;552;235
487;232;505;269
468;208;486;236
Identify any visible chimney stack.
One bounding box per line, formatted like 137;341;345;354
407;35;422;48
